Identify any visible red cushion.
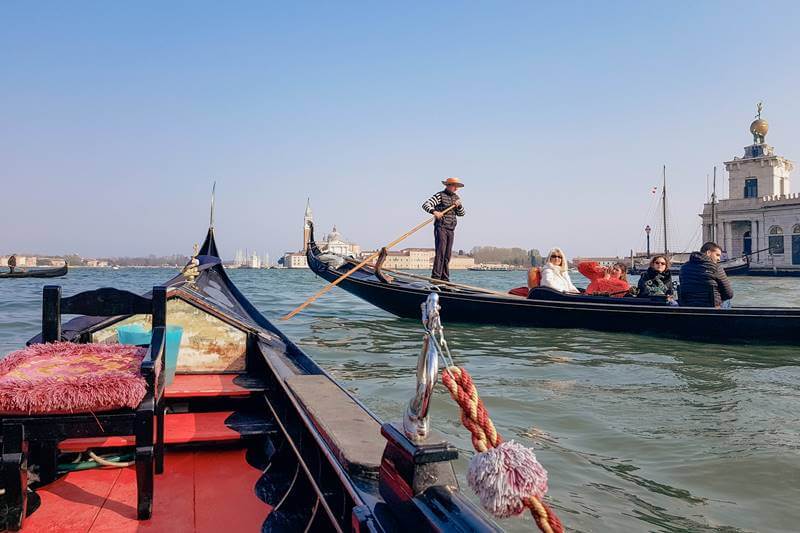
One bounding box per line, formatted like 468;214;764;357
0;342;147;415
509;286;530;297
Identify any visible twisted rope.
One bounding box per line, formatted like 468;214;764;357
442;366;564;533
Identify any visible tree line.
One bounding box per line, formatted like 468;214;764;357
469;246;543;266
62;254;191;267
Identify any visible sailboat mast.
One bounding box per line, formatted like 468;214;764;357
662;165;668;255
711;167;717;242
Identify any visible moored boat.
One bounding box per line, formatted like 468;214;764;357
0;263;68;279
307;224;800;344
0;222;500;531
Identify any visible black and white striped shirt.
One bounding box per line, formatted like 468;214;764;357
421;192;466;216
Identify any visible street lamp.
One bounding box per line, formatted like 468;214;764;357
645;225;651;258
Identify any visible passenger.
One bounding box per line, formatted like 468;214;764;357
637;255;675;299
678;241;733;307
7;254;16;274
578;261;630;297
539;248;579;293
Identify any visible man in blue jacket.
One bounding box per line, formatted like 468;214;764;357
678;242;734;307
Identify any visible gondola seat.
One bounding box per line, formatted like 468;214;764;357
528;286;670;306
0;285;167;530
0;343;148;415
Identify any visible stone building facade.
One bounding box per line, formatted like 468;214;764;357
359;248;475;270
700;107;800;266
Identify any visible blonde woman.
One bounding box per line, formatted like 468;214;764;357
539;248;580;293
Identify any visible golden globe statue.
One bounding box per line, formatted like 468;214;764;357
750;118;769;137
750;101;768;143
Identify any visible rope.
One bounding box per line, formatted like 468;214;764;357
441;366;500;453
442;366;564;533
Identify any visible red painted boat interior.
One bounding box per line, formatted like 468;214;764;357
22;448;270;532
164;374;265;398
19;370;274;532
60;411;245;452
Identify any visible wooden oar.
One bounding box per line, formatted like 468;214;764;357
281;204;457;320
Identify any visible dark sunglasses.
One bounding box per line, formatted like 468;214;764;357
550;255;563;259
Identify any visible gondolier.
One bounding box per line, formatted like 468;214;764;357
422;177;466;281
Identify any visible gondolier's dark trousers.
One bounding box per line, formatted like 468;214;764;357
432;225;454;281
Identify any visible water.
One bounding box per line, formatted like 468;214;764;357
2;268;799;532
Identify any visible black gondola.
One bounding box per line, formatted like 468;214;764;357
3;223;499;531
307;224;800;345
0;263;68;279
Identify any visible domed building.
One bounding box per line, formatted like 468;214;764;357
700;104;799;268
283;200;360;268
320;225;361;257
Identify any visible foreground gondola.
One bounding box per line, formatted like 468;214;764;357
307;224;800;345
1;223;499;532
0;263;68;279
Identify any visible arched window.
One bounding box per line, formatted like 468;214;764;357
793;224;800;234
769;226;785;254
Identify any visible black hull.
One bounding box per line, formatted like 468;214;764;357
307;238;799;345
0;264;68;279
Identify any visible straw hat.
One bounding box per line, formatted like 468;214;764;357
441;177;464;188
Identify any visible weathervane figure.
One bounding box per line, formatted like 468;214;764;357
756;101;763;119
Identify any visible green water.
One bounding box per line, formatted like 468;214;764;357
1;268;798;532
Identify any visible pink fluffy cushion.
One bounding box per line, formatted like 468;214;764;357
0;342;147;415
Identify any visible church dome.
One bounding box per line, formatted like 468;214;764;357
326;225;343;242
750;118;769;137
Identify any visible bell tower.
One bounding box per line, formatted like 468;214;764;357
724;103;793;200
303;198;313;252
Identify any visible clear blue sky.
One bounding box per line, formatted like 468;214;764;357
2;1;799;260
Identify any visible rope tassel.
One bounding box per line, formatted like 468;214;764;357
442;366;563;533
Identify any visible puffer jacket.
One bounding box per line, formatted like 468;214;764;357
578;262;630;297
678;252;733;307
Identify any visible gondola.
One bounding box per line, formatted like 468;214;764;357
0;262;68;279
307;224;800;344
0;222;499;531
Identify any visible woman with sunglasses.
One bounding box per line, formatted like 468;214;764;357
539;247;580;293
637;255;676;300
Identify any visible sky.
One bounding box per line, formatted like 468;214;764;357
2;1;800;260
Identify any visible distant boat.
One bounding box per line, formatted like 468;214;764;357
633;166;750;277
0;262;68;279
